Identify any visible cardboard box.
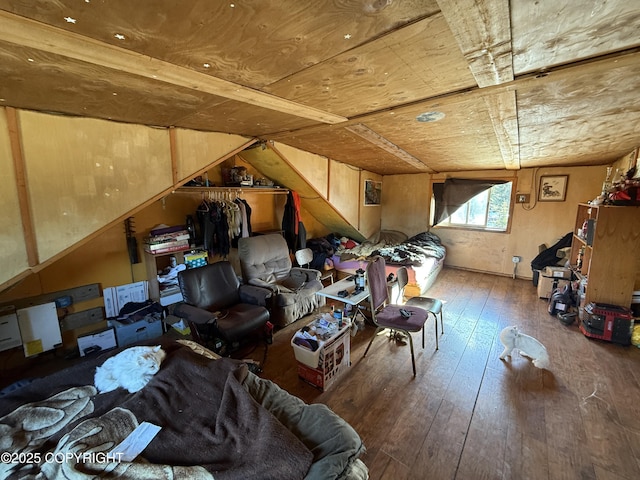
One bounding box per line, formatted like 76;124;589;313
542;266;572;279
293;328;350;391
537;275;570;299
77;328;117;356
62;320;108;351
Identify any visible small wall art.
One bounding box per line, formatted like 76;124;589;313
538;175;568;202
364;179;382;206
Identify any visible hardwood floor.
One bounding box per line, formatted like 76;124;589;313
1;268;638;479
261;268;640;480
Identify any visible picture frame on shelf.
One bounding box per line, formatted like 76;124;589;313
364;179;382;206
538;175;568;202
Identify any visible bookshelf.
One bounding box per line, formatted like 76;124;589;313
569;203;640;308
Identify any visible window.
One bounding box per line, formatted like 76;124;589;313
433;181;513;232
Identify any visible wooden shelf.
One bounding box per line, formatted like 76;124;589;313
570;203;640;307
174;186;289;195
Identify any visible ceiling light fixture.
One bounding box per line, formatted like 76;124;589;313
114;33;126;40
203;63;211;68
64;16;76;24
344;33;351;39
416;111;445;123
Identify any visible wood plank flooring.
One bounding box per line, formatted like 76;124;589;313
261;268;640;480
1;268;638;479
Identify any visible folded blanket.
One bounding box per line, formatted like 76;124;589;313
0;343;313;480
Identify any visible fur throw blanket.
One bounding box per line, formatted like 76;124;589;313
373;231;446;266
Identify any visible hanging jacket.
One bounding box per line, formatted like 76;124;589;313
282;191;300;251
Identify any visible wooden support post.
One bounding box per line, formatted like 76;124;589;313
6;107;38;267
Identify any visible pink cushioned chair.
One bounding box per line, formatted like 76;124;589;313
362;256;433;376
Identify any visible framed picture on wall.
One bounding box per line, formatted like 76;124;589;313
538;175;568;202
364;179;382;206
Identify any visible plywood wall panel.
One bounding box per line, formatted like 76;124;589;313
239;145;363;240
274;142;329;198
0;108;30;286
329;160;359;227
19;111;172;262
174;129;254;181
399;166;605;279
381;173;431;237
359;171;382;239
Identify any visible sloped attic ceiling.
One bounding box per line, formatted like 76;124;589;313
0;0;638;175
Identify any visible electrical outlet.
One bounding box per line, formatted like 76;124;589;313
516;194;530;203
512;256;522;263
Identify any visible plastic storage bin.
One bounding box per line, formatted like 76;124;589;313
291;319;351;391
108;317;163;347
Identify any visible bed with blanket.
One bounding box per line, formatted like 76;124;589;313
330;231;446;298
0;339;368;480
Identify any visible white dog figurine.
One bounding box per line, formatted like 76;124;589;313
499;326;549;369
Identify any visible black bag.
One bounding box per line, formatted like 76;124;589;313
117;300;163;323
531;232;573;272
548;283;573;316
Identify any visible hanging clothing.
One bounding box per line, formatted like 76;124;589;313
282;191;301;252
196;195;254;255
297;221;307;251
240;198;252;237
235;198;250;238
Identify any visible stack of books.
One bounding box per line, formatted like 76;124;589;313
144;225;191;255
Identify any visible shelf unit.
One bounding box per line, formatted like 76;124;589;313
174;186;289;196
569;203;640;307
145;187;290;305
144;249;188;306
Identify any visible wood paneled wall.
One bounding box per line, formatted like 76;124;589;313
0;109;30;284
0;107;251;292
381;165;607;279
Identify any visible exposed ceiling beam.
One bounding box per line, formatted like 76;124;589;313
0;10;348;125
344;124;433;172
436;0;514;87
483;90;520;170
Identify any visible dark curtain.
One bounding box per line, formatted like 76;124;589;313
433;178;507;226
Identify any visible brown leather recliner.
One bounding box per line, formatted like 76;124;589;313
238;234;325;327
173;261;270;352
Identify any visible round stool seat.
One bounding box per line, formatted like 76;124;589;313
404;296;444;349
404;297;442;314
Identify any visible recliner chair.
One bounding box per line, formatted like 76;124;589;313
238;234;326;327
173;261;270;353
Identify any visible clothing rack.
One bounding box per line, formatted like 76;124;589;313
174;186;289;197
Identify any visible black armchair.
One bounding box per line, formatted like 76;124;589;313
173;261;270;353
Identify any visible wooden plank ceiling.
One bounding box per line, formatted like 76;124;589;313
0;0;638;175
